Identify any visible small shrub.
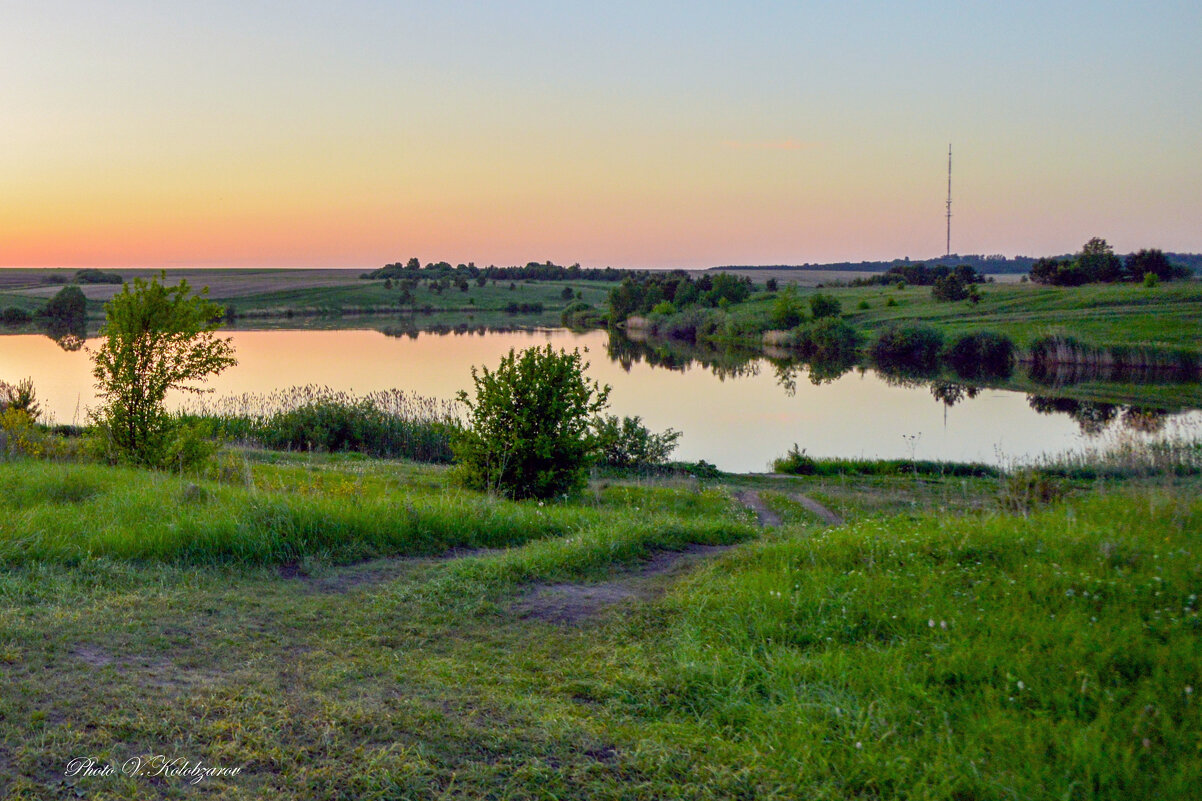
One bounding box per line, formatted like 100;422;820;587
649;301;676;316
944;331;1016;378
0;378;41;419
1143;272;1159;288
453;346;610;499
1;307;32;325
931;273;968;301
771;286;806;329
869;324;944;371
856;299;870;310
999;469;1065;514
773;444;816;475
809;293;841;319
593;415;681;468
885;297;898;307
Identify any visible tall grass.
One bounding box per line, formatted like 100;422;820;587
650;490;1202;798
182;385;461;462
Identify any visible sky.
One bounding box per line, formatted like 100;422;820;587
2;1;1200;269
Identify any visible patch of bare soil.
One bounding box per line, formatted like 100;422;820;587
511;544;733;625
68;644;225;692
278;547;499;594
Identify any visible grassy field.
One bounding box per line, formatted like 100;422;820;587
0;450;1199;799
723;280;1202;350
0;268;614;326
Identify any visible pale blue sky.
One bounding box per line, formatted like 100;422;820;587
3;1;1199;267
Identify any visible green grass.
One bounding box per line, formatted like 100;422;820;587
0;454;1198;798
649;489;1202;799
719;281;1202;350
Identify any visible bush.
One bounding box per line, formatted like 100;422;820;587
1143;272;1160;288
1;307;32;325
998;469;1065;514
931;273;969;301
869;324;944;371
770;286;806;328
74;268;123;285
791;317;861;361
773;444;815;475
42;285;87;326
593;415;681;469
809;293;841;319
91;275;236;470
0;378;41;419
944;331;1016;378
453;346;610;499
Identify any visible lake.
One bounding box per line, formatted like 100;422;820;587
2;327;1199;472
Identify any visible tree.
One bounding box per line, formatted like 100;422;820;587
1125;248;1174;282
770;285;805;328
1078;237;1122;283
91;275;236;468
42;285;87;326
453;345;610;499
932;273;969;301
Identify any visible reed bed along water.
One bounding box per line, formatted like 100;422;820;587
181;385;462;462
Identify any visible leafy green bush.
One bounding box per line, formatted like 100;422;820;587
770;286;806;328
91;275;236;470
1;307;32;325
808;292;841;319
869;324;944;371
798;317;861;361
773;444;816;475
931;273;969;301
453;345;610;499
944;331;1016;378
593;415;681;468
41;285;87;326
1143;271;1160;288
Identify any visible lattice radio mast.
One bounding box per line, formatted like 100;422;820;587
945;144;952;258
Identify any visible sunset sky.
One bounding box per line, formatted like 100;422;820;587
3;1;1199;269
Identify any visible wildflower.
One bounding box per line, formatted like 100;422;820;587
1016;680;1025;691
855;742;863;750
928;619;935;628
1186;686;1194;696
940;620;948;630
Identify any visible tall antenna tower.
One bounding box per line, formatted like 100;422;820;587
945;144;952;258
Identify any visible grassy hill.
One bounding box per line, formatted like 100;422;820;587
0;449;1199;798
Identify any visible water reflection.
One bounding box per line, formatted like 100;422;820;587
2;323;1199;471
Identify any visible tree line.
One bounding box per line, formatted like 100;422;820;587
362;259;627;283
1029;240;1189;286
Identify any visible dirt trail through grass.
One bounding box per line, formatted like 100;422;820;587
511;544;733;625
790;492;844;525
511;488;792;625
735;489;844;526
734;490;783;526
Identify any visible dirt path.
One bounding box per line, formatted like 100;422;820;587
511;544;733;625
734;490;783;527
791;493;844;526
277;547;499;594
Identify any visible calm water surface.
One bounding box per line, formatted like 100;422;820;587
2;328;1197;472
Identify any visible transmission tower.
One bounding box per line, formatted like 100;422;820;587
945;144;952;258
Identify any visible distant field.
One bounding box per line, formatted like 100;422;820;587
5;268;365;301
708;267;1026;286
